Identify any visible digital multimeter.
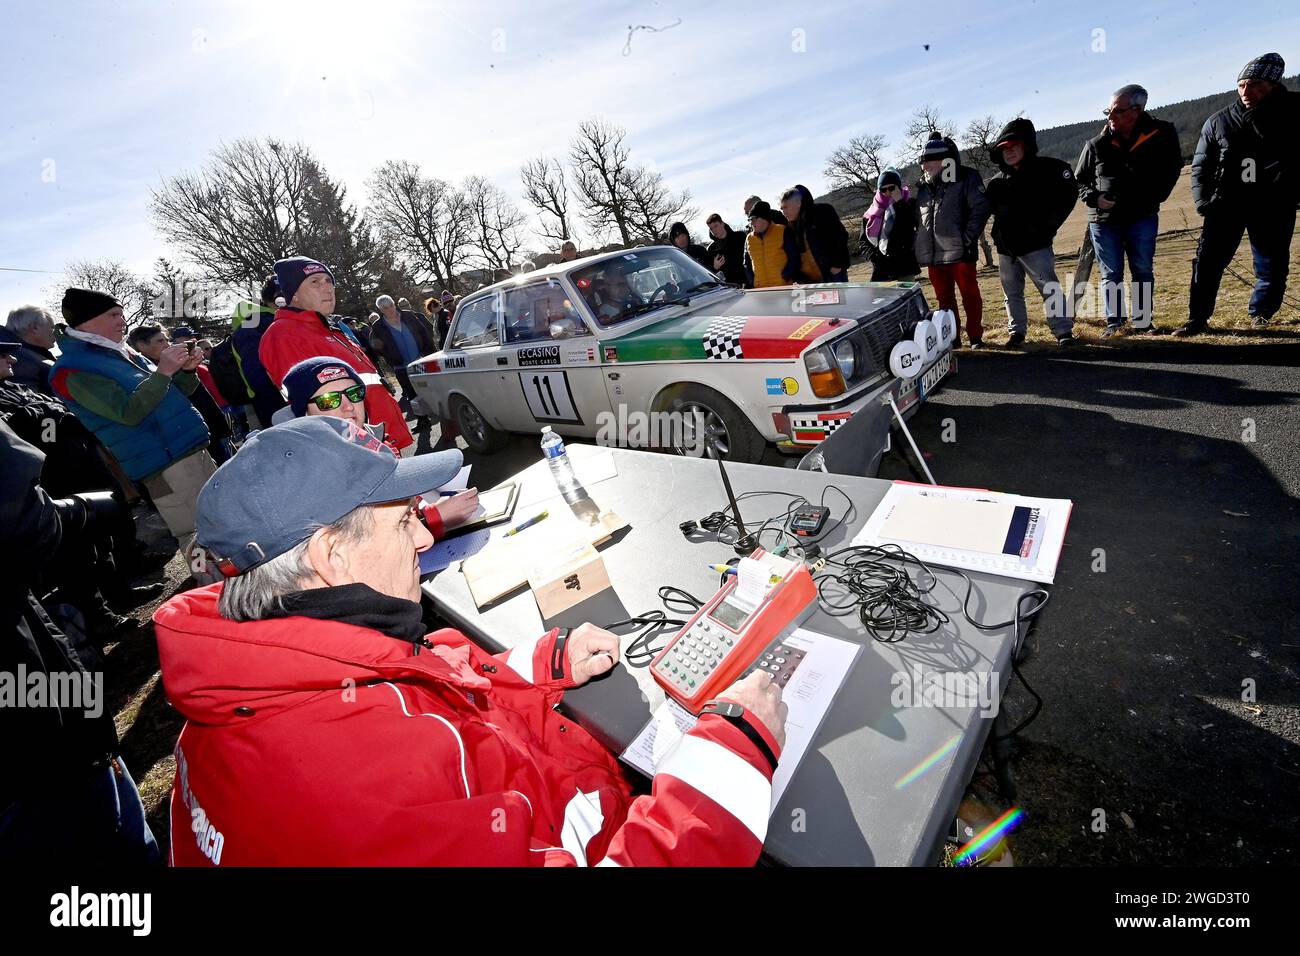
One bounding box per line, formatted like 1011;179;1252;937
788;505;830;537
650;549;818;712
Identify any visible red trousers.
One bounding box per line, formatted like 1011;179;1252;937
927;262;984;343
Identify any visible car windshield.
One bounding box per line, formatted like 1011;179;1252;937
572;247;719;327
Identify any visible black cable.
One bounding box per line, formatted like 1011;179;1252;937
812;545;1047;737
815;544;950;642
603;586;705;668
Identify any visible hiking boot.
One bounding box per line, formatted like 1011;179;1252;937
1056;334;1075;348
967;339;985;350
1173;321;1206;338
1101;324;1123;339
1251;315;1269;328
1005;332;1026;348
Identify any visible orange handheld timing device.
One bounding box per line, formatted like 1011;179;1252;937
650;549;818;712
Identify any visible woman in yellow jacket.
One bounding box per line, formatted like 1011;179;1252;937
743;202;791;288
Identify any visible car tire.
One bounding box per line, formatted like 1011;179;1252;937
451;395;508;454
657;384;765;463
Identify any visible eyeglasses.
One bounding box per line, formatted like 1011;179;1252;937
311;383;366;411
1102;105;1139;117
879;185;899;193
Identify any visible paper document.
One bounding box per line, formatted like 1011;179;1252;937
854;482;1072;583
621;628;860;810
437;465;472;493
418;526;492;575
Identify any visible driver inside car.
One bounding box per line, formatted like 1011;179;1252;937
596;268;644;323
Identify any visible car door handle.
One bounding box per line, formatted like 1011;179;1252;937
607;372;621;381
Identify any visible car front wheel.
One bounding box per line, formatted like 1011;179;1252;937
658;384;765;463
451;395;508;454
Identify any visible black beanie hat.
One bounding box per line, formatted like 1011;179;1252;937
920;135;950;163
746;200;776;222
878;169;903;190
1239;52;1284;84
61;287;123;327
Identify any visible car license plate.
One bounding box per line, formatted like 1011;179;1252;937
920;352;951;397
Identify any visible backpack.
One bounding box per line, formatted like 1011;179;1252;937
209;336;252;405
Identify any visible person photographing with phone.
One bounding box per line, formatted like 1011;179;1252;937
51;288;219;580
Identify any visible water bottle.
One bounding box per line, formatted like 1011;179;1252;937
541;427;587;504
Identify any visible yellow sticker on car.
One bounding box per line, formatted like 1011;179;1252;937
788;320;821;340
781;376;799;395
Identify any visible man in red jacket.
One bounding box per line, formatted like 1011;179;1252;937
154;416;786;865
258;256;413;452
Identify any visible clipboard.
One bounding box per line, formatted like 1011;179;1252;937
440;481;520;538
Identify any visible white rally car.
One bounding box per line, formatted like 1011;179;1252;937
407;246;954;463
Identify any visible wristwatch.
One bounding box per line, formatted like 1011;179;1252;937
701;700;777;772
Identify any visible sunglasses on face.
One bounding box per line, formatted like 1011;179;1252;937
1102;105;1138;117
311;383;366;411
880;185;899;193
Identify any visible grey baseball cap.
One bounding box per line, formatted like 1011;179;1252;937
197;416;462;576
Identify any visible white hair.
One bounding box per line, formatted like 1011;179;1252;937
1113;84;1148;109
7;304;54;335
375;294;395;309
216;507;373;622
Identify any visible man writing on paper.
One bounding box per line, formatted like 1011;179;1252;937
154;416;787;866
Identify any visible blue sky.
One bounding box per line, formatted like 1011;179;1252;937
2;0;1295;307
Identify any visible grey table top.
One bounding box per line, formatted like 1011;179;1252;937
422;444;1043;866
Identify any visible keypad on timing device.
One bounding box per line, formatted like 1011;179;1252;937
653;620;736;691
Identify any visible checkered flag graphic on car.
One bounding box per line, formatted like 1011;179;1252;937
702;317;747;360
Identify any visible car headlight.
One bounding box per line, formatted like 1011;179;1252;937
833;339;856;380
804;344;846;398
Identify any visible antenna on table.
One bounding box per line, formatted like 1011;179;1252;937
718;458;758;556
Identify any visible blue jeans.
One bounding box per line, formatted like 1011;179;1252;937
0;757;161;865
1089;215;1158;327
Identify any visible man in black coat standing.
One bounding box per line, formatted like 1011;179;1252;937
986;118;1079;346
1181;53;1298;335
704;214;749;285
779;184;850;283
371;293;439;432
1074;84;1182;335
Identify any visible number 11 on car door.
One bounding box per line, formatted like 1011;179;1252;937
519;369;581;424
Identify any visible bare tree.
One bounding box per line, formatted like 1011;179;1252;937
520;156;576;245
824;133;890;200
622;166;696;243
150;138;385;315
900;105;958;168
569;118;636;245
463;176;527;274
48;259;156;329
367;160;473;294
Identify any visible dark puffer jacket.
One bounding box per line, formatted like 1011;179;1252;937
780;184;850;282
985;118;1078;256
1192;84;1299;213
1074;112;1182;223
913;137;991;266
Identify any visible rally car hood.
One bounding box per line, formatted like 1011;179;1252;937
601;282;920;363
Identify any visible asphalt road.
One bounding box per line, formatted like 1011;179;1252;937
446;341;1300;864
